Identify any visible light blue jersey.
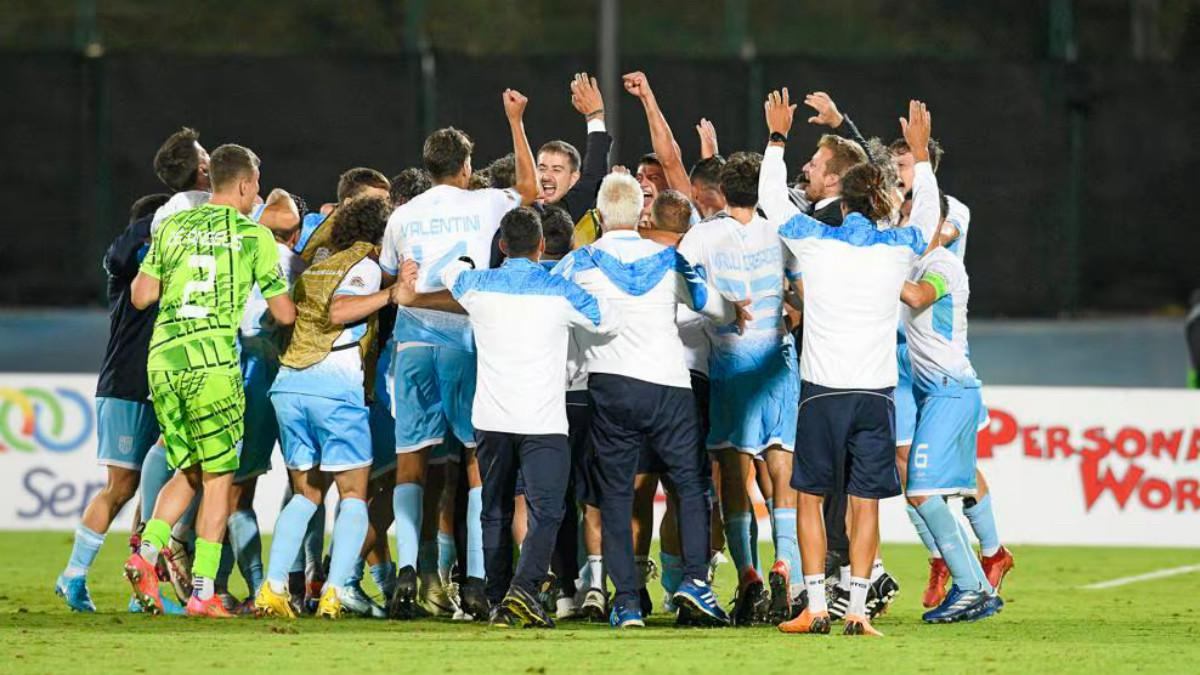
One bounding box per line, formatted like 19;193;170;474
678;213;800;453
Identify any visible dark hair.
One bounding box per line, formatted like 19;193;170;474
840;162;893;222
637;153;662;170
541;204;575;256
650;189;693;234
209;144;260;191
718;151;762;208
938;189;950;221
888;137;945;173
689;155;725;188
390;167;432;205
500;206;542;257
423;127;474;180
468;170;492;190
153;127;202;192
337;167;390;203
130;193;170;222
331;195;390;252
537;140;581;173
486;153;516;189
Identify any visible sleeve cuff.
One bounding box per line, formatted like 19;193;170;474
587;119;607;134
764;145;785;159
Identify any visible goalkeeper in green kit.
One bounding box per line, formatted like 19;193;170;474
126;144;296;617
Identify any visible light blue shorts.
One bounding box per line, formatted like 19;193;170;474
906;385;983;497
706;337;799;455
96;397;160;469
271;392;373;473
894;342;917;446
237;335;281;482
388;343;476;456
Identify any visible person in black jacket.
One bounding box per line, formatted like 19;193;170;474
539;72;612;222
55;193;176;613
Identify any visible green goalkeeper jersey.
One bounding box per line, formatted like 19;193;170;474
140;203;287;373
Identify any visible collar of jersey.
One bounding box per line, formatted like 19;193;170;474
600;229;642;241
500;257;541;271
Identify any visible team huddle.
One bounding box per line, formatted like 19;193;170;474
56;71;1014;636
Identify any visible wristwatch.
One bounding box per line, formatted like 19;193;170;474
769;131;788;144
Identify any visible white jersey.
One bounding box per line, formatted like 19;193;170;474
444;257;620;435
943;195;971;261
379;184;522;348
551;229;735;389
776;158;940;390
677;213;797;373
677;306;711;376
151;190;210;235
902;247;978;392
271;258;381;406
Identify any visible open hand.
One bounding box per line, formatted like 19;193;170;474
764;88;797;137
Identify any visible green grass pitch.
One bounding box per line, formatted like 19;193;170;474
2;531;1198;673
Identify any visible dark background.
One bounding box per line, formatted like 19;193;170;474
2;0;1198;315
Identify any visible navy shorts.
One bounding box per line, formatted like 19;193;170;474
792;380;901;499
567;389;597;505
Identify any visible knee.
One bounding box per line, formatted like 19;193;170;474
394;455;426;485
104;477;138;507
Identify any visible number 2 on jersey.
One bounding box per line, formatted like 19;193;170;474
180;254;216;318
411;242;468;289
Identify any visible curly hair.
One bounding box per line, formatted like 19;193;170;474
840;162;893;223
331;195;391;252
718;151;762;208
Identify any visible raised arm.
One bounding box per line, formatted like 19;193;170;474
696;118;719;160
805;91;870;158
503;89;539;206
623;71;691;198
760;88;801;223
900;99;941;248
562;72;613;220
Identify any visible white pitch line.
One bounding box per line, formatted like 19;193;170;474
1080;563;1200;590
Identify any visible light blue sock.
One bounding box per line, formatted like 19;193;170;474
371;561;397;598
228;509;264;595
772;507;803;590
328;498;369;589
437;531;456;579
659;551;683;595
139;442;171;523
64;524;105;577
466;487;484;579
303;504;326;579
266;495;319;587
916;498;991;593
906;503;941;557
964;493;1001;557
418;538;437;575
393;483;423;570
216;539;235;589
725;511;755;576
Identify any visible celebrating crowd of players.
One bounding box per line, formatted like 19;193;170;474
55;70;1015;636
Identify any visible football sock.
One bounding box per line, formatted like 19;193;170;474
138;442;171;524
370;561;397;598
838;565;851;590
804;574;827;614
328;498;368;589
303;504;325;580
848;576;870;617
418;538;438;575
906;502;942;558
659;551;683;596
725;511;755;577
64;524;105;578
964;493;1001;557
437;531;457;580
772;508;803;595
266;495;319;592
393;483;422;570
228;509;264;595
870;558;885;582
917;497;991;593
466;487;484;579
587;555;604;590
193;537;222;600
140;518;171;565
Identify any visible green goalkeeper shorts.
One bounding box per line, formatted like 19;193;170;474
148;369;245;474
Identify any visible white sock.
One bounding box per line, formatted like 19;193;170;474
269;578;288;595
804;574;827;614
194;576;215;600
587;555;603;590
870;558;885;582
138;540;160;565
838;564;851;590
848;576;870;617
